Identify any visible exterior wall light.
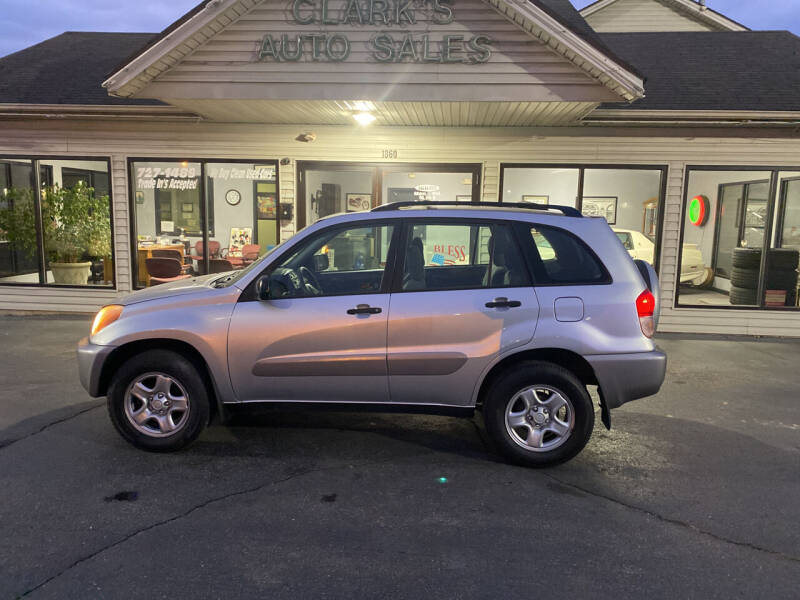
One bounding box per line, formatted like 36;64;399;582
353;112;376;125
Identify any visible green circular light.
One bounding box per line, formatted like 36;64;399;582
688;195;707;226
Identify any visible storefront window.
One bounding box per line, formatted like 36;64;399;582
583;168;663;267
678;169;799;309
205;162;277;273
501;165;665;269
0;159;37;283
501;167;580;207
0;157;113;287
131;159;279;287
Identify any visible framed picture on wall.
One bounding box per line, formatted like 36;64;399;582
257;195;276;219
346;193;372;212
522;195;549;204
582;196;618;224
229;227;252;258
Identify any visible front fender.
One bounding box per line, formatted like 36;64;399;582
90;287;240;404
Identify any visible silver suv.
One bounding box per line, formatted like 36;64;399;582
77;202;666;467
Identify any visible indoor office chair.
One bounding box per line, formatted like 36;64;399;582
227;244;260;268
145;257;192;285
151;249;191;274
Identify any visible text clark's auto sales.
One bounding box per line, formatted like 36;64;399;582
1;0;800;338
257;0;493;62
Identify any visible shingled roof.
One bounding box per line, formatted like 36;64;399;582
600;31;800;111
0;32;161;105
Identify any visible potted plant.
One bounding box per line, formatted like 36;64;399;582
0;182;111;285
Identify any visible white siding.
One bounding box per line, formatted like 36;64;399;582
2;119;800;336
584;0;718;32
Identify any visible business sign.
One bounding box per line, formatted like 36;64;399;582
256;0;492;64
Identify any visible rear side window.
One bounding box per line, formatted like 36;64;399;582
527;225;609;285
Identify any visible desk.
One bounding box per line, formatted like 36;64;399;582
137;244;186;287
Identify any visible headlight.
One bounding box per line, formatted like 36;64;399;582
91;305;123;337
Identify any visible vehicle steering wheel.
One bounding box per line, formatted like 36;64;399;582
298;266;323;296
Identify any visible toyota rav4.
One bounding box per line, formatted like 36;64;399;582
78;201;666;467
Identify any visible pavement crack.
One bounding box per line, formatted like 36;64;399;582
0;402;104;451
19;452;428;597
541;472;800;564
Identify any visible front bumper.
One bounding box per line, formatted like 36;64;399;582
76;337;115;397
586;349;667;409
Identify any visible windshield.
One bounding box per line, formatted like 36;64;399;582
615;231;633;250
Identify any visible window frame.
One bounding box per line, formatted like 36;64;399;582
498;163;668;274
128;157;280;290
676;165;800;312
0;154;116;290
389;217;533;294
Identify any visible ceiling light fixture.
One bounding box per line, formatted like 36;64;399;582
353;112;376;126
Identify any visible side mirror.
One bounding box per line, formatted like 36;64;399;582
313;253;329;272
255;276;270;301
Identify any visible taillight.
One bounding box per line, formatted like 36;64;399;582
636;289;656;338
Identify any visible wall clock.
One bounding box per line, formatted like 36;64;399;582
225;189;241;206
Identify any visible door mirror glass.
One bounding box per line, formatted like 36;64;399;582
256;275;270;301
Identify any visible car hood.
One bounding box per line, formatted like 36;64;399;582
117;274;221;306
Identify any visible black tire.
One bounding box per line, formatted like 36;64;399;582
107;349;210;452
731;248;761;269
768;249;800;270
766;267;798;290
483;361;594;468
730;266;759;289
729;285;758;305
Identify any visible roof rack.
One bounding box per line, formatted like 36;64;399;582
371;201;582;218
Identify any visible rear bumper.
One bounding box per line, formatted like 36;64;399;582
76;337;115;397
586;348;667;409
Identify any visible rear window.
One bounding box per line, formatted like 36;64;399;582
615;231;633;250
528;225;609;285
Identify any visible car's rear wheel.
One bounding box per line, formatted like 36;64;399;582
107;350;210;452
483;361;594;467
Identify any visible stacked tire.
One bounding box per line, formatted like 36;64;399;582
730;248;799;306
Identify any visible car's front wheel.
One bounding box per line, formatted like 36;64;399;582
483;361;594;467
107;350;210;452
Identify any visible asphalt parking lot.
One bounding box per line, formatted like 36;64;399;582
0;315;799;599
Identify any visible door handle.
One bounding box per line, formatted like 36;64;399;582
485;297;521;308
347;304;382;315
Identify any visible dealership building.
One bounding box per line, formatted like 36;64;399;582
1;0;799;336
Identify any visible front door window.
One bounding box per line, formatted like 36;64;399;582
268;223;394;298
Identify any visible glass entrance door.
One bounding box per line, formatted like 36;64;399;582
297;162;482;227
713;180;769;278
